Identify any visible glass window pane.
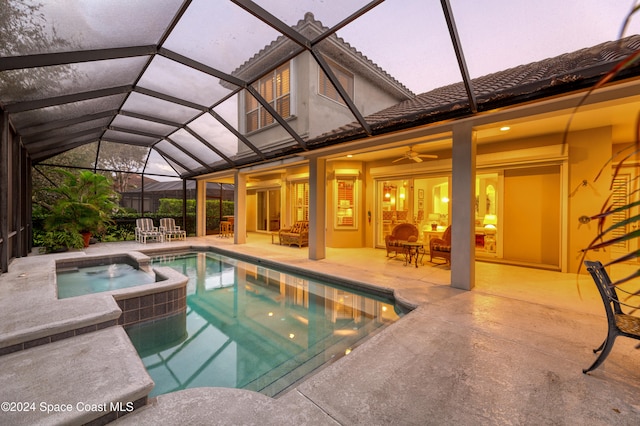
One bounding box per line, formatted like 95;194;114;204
24;117;111;144
122;92;201;123
318;58;354;106
144;149;180;177
162;0;298;80
254;1;372;33
9;94;127;131
0;0;184;56
161;157;188;176
169;128;222;164
188;113;237;158
0;56;148;103
336;1;459;94
103;129;159;146
212;96;263;162
155;140;202;171
45;143;99;168
97;141;150;174
30;132;101;161
111;115;177;137
137;56;234;107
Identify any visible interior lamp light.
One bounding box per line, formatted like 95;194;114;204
483;214;497;234
441;196;449;203
428;213;440;230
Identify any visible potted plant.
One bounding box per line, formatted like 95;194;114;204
41;169;119;248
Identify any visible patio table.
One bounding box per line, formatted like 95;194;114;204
402;242;424;268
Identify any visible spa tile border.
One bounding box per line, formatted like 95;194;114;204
116;286;187;327
0;319;118;356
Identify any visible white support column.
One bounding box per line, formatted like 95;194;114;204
196;180;207;237
451;122;476;290
234;171;247;244
309;157;326;260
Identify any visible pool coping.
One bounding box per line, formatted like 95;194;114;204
0;326;154;426
0;251;188;353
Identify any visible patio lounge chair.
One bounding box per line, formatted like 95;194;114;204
430;226;451;264
385;223;419;257
160;218;186;241
583;260;640;374
278;221;309;247
135;218;163;244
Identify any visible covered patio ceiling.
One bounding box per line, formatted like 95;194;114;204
1;0;638;180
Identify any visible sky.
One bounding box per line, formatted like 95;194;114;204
14;0;640;179
337;0;640;93
36;0;640;95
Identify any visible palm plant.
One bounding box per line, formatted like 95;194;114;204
41;169;119;249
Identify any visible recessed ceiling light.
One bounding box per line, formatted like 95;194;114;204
500;126;511;132
346;154;353;158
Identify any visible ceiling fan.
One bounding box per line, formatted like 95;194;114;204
392;146;438;163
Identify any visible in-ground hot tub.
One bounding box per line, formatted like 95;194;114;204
55;252;188;327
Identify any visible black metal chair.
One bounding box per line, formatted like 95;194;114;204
583;260;640;374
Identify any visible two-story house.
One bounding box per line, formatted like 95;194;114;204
223;12;413;233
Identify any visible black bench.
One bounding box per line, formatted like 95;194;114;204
583;261;640;374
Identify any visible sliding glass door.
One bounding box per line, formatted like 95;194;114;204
256;189;281;232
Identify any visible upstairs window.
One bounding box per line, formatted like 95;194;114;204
245;63;290;133
319;59;354;106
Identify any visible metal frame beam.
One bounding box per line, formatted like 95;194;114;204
19;110;119;137
135;87;207;112
5;86;132;113
25;128;104;149
118;110;182;128
231;0;311;49
31;138;97;162
159;48;246;88
108;125;165;140
441;0;477;113
0;46;157;71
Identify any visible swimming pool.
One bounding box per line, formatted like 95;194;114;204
125;250;407;397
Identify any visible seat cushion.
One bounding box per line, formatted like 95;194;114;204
432;244;451;252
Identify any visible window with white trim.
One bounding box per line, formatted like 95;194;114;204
245;62;291;133
318;59;353;106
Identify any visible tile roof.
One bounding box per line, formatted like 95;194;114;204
309;35;640;146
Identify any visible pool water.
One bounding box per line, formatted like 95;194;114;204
125;251;404;397
57;263;156;299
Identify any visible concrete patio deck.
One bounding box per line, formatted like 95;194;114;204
1;234;639;425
